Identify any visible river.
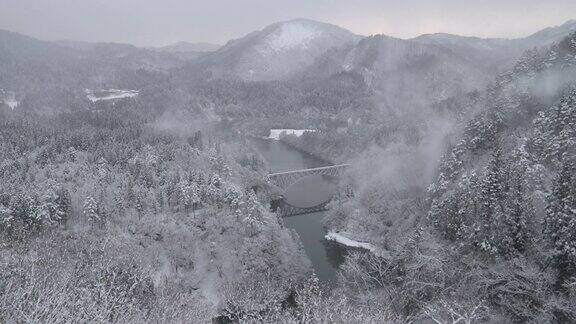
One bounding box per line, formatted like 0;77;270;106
251;138;348;284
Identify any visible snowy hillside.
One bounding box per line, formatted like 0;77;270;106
411;33;516;68
521;19;576;47
412;19;576;70
305;34;495;110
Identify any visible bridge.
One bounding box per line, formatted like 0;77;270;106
267;164;350;190
272;200;330;217
268;164;350;217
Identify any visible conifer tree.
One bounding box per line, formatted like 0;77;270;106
83;196;100;223
544;160;576;268
55;187;72;224
503;180;532;254
476;149;507;254
34;192;64;225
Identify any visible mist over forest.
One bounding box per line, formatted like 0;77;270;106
1;3;576;323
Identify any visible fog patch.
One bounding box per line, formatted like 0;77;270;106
152;108;209;138
514;66;576;104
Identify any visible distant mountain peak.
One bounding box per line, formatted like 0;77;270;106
280;18;322;24
273;18;340;26
200;18;360;81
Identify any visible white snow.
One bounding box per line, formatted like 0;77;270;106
85;89;139;102
325;231;377;252
267;22;322;52
268;129;316;140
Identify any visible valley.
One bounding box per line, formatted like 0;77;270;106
1;12;576;323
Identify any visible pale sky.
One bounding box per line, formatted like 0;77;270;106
0;0;575;47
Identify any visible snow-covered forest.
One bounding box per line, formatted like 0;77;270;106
1;4;576;322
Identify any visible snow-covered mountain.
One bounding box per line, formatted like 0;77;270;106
0;30;182;113
55;41;188;72
413;19;576;50
300;19;576;110
0;30;83;91
411;33;516;67
411;19;576;69
0;31;185;92
303;34;496;112
196;19;362;81
521;19;576;47
2;18;575;114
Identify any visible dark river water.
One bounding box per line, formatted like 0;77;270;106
251;138;347;284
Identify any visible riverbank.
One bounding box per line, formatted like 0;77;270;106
325;231;377;253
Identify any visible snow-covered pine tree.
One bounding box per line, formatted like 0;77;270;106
55;187;72;224
476;149;507;254
429;170;480;242
543;159;576;269
242;191;265;236
11;193;36;228
34;191;65;226
503;179;532;254
83;196;101;223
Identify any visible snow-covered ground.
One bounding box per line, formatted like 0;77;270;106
325;231;377;253
268;129;316;140
85;89;139;102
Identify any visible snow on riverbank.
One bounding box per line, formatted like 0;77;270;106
269;129;316;140
85;89;139;102
325;231;377;253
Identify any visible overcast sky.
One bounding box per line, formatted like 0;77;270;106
0;0;575;47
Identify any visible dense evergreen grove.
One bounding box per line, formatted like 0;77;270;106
0;99;314;322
